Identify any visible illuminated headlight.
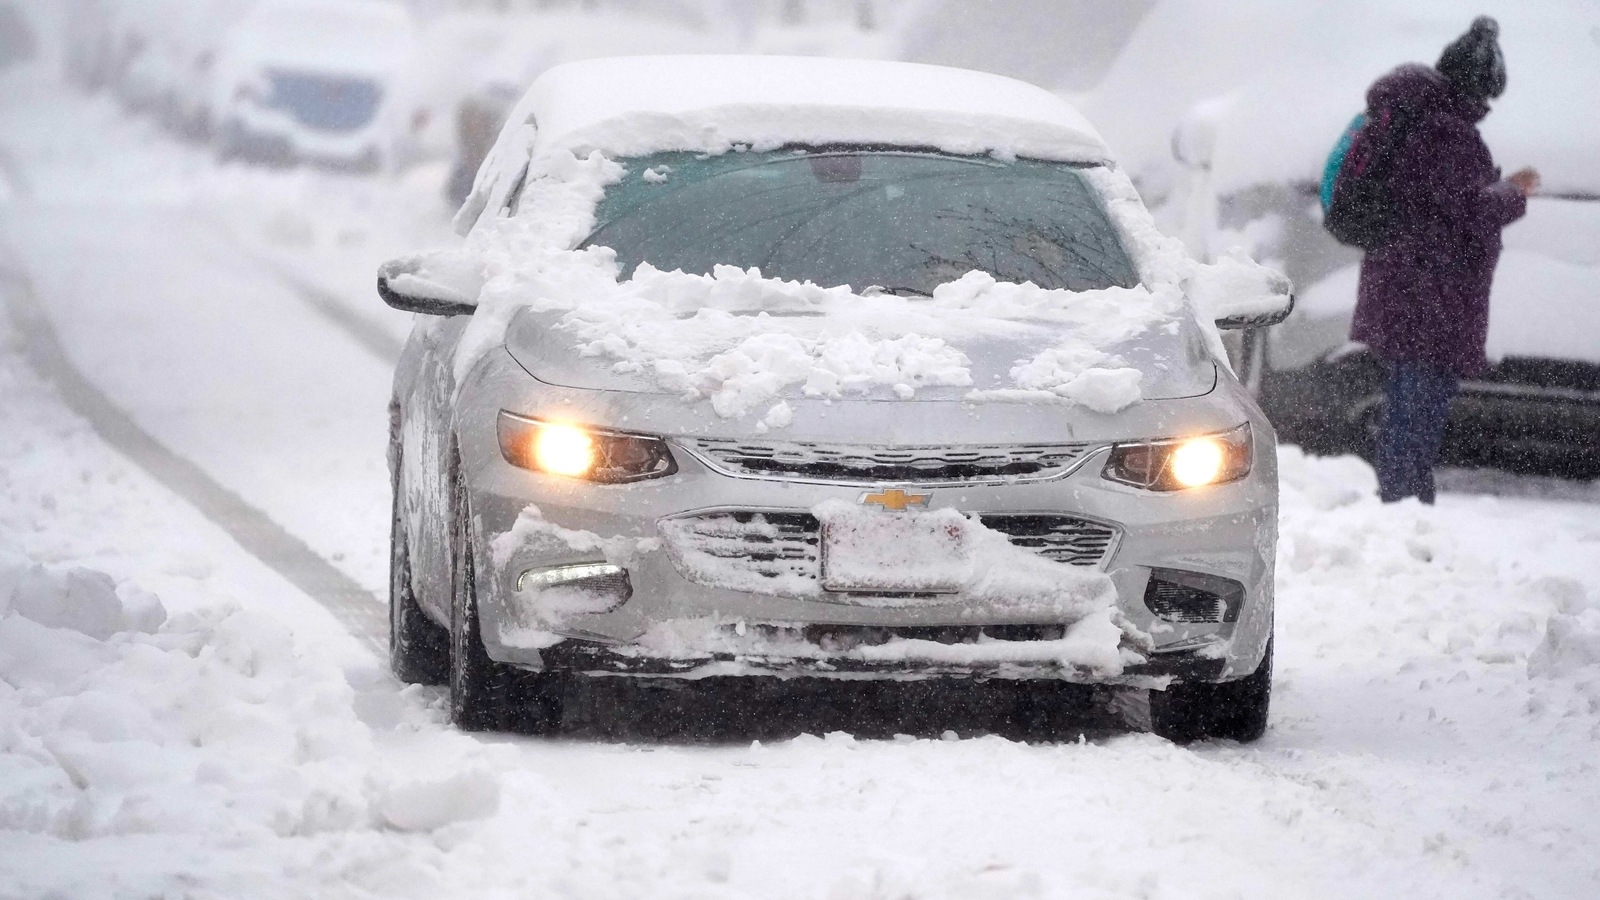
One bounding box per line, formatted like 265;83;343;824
497;412;677;484
1102;423;1253;491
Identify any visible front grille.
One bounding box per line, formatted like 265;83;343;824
682;438;1100;484
658;512;823;593
978;514;1118;567
659;510;1117;595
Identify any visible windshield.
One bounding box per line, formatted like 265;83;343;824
265;69;383;131
581;150;1139;295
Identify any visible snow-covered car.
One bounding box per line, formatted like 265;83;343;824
378;56;1293;742
212;0;412;171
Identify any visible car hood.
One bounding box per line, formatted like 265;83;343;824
505;306;1217;406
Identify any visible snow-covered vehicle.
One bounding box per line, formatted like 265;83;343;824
212;0;412;171
378;56;1293;742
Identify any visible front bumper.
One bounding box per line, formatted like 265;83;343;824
539;633;1229;686
458;352;1278;686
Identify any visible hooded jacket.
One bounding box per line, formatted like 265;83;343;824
1349;64;1526;376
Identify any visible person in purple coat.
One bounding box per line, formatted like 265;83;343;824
1349;16;1540;503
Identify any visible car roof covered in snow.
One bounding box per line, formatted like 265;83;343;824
455;55;1113;234
520;55;1110;162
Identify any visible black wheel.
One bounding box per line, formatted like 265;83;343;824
389;447;448;685
448;472;565;734
1151;636;1272;744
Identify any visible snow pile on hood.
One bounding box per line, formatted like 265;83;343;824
441;151;1242;421
0;555;508;872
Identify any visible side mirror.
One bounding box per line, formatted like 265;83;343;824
1186;251;1295;331
376;254;481;317
1216;293;1294;330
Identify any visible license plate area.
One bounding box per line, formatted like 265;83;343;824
820;511;970;594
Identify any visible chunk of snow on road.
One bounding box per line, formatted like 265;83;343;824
372;768;501;832
3;564;161;640
1529;610;1600;679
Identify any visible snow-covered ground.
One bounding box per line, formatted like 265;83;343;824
4;45;1600;900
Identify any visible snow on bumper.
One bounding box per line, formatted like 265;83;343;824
467;442;1276;685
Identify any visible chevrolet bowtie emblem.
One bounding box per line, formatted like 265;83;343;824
860;488;931;511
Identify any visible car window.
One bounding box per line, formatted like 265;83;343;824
580;150;1139;295
264;69;383;131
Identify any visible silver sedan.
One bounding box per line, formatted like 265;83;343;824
380;59;1289;743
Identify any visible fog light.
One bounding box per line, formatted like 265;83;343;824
1144;568;1245;623
516;563;632;613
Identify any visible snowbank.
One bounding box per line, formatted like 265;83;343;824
1275;445;1600;689
0;554;511;895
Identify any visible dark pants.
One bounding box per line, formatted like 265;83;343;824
1375;361;1459;504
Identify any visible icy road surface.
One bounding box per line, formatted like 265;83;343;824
3;66;1600;899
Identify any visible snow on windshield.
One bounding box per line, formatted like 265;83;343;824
437;149;1200;422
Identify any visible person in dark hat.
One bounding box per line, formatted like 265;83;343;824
1348;16;1540;503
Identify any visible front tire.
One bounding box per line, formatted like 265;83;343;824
448;473;565;734
389;447;448;686
1150;636;1272;744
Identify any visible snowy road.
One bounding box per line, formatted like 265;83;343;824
4;67;1600;899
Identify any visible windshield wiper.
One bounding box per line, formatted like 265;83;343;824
862;285;933;298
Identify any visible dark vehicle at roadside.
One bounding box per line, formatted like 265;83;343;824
1257;199;1600;480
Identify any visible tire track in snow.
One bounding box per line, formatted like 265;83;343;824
0;264;387;651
